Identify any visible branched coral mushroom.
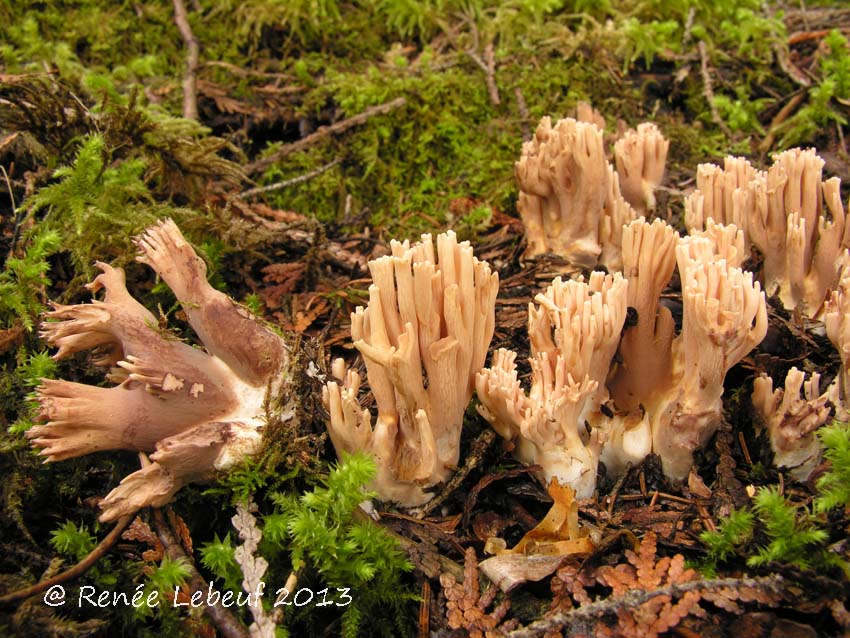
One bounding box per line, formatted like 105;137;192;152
685;148;850;316
516;116;639;270
323;231;498;506
27;219;289;521
752;368;831;479
826;264;850;416
755;263;850;479
478;218;768;496
476;273;628;498
515;114;669;272
613;122;669;215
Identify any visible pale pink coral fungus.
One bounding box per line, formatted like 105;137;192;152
28;219;289;521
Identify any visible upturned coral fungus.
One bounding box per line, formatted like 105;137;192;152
323;230;499;506
27;219;289;521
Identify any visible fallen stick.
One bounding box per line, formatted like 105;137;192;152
237;159;341;199
0;512;136;606
246;97;407;175
153;508;249;638
172;0;199;120
698;41;733;139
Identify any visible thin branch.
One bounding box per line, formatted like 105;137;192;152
153;508;249;638
681;7;696;47
0;163;23;264
246;97;407;175
417;429;496;518
698;41;733;138
514;88;531;141
499;575;786;638
466;44;501;107
0;164;16;212
758;91;806;153
0;512;136;606
172;0;199;120
237;159;341;199
773;43;812;88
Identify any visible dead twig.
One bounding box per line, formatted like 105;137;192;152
606;463;632;518
788;28;836;45
500;575;786;638
467;44;501;107
172;0;199;120
237;159;341;200
153;508;249;638
773;43;812;88
0;512;136;606
246;97;407;175
698;41;733;138
758;92;806;153
514;87;531;141
418;579;431;638
418;428;497;518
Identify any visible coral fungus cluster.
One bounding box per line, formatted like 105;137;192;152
28;113;850;513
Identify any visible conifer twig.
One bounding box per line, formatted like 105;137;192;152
172;0;199;120
245;97;407;175
0;512;136;606
231;499;276;638
499;575;786;638
236;159;341;200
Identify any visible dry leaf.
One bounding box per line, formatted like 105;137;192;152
479;481;595;591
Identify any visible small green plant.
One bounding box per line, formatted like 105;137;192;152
711;88;769;135
265;453;415;637
821;29;850;100
267;453;411;584
701;487;842;574
50;520;97;561
778;29;850;147
701;508;754;569
50;520;118;588
6;350;58;435
619;17;680;72
815;421;850;513
27;134;159;274
747;487;833;569
701;420;850;577
199;532;243;593
147;556;192;595
0;226;61;330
